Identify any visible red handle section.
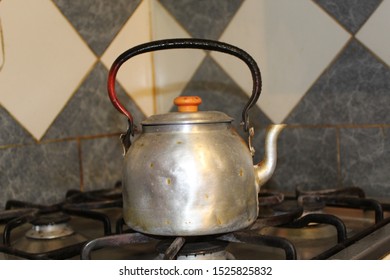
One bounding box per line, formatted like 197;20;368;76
108;63;133;123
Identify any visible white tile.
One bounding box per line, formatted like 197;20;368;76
151;1;206;114
101;0;154;117
0;0;96;140
356;0;390;66
0;19;4;69
212;0;350;123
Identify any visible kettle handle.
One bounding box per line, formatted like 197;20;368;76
107;38;261;135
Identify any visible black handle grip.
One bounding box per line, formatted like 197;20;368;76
107;38;262;134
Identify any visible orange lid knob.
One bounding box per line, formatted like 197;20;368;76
174;96;202;112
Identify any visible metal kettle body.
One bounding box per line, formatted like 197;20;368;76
124;112;257;236
107;39;285;236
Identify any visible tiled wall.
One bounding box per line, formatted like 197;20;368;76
0;0;389;208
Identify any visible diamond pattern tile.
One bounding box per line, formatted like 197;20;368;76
158;0;244;40
43;62;145;140
0;22;3;69
314;0;383;34
0;141;80;209
286;39;390;124
265;127;339;193
0;105;34;146
53;0;142;56
212;0;350;124
151;0;205;114
340;127;390;197
81;136;123;191
0;0;96;140
101;0;154;117
356;0;390;67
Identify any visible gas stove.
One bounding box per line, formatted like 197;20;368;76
0;182;123;259
1;184;390;260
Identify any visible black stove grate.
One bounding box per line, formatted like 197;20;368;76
0;184;123;259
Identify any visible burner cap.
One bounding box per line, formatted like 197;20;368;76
26;213;74;240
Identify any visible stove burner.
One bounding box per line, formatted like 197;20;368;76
295;185;367;215
0;184;123;259
31;213;71;226
26;214;74;240
260;213;347;243
80;231;298;260
156;238;233;260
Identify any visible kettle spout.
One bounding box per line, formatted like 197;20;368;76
254;124;286;192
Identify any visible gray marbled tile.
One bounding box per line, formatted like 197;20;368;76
314;0;383;34
0;141;80;208
264;127;339;194
0;106;34;146
339;127;390;198
159;0;244;39
286;39;390;125
80;136;124;192
179;56;271;163
43;62;145;140
53;0;142;56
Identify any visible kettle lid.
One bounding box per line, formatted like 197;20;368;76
141;96;233;126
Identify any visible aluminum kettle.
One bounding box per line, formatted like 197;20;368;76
107;38;285;236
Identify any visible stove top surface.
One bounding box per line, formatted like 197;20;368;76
1;186;390;260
